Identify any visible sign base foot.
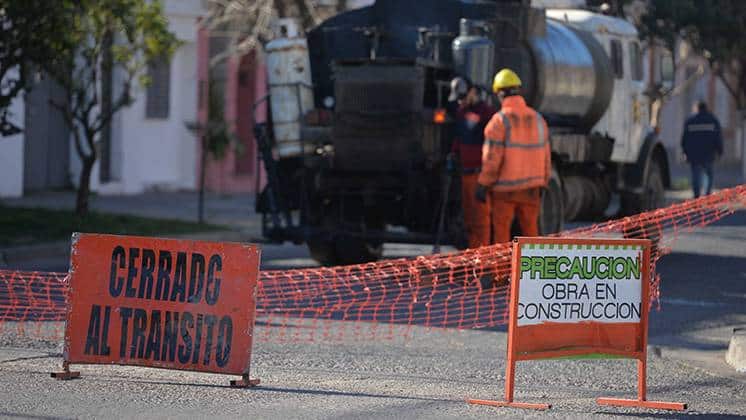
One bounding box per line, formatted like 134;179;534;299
230;375;260;388
597;397;686;411
51;362;80;380
467;398;550;410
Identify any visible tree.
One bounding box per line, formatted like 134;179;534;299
186;75;237;224
186;0;325;223
43;0;179;216
638;0;746;130
0;1;77;136
202;0;322;66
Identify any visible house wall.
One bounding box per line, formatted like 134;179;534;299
658;55;740;166
69;0;204;195
0;68;24;198
202;51;268;193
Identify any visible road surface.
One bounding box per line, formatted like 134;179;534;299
0;213;745;418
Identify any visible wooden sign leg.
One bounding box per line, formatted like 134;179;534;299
467;357;550;410
467;239;549;411
230;373;260;388
597;358;686;411
51;361;81;380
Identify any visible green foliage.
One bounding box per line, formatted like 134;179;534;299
0;1;78;135
33;0;180;215
203;76;240;160
639;0;746;107
47;0;180;151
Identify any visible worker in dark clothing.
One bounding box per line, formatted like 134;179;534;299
681;101;723;198
449;77;497;248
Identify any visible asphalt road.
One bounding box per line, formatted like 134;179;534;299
1;213;745;418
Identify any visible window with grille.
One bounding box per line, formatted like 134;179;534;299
145;56;170;119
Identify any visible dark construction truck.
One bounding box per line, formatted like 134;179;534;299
255;0;673;265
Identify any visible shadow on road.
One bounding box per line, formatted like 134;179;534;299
648;251;746;356
594;411;746;419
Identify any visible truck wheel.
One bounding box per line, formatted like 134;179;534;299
307;209;384;266
539;170;564;235
335;237;383;265
308;238;383;266
307;240;337;266
621;158;665;216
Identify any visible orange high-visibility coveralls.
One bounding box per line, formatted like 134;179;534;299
452;102;496;248
478;95;551;244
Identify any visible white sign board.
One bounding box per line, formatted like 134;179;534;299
517;243;643;326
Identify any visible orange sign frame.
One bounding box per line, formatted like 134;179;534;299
468;237;686;411
52;233;261;387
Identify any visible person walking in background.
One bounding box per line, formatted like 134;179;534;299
449;77;496;248
476;69;551;244
681;100;723;198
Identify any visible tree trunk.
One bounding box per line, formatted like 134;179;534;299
100;29;114;182
76;157;95;216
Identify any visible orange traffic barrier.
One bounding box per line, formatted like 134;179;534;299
1;186;746;343
50;233;261;387
467;237;686;411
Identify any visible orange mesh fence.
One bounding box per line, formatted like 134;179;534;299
2;185;745;344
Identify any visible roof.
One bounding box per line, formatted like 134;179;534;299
546;9;639;37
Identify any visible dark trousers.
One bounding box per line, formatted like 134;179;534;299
690;161;714;198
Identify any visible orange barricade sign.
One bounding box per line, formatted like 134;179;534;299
468;237;686;411
52;233;261;387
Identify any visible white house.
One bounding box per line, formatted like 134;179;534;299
0;68;24;197
71;0;206;195
0;0;207;199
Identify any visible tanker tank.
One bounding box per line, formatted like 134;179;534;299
525;18;614;129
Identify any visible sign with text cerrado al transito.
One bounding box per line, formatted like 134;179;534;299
53;233;261;387
468;237;686;411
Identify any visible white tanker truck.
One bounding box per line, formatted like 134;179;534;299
254;0;674;265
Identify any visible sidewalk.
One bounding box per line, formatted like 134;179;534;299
2;190;262;236
1;164;743;270
1;191;263;270
668;161;744;196
4;162;742;225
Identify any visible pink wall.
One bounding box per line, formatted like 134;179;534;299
197;26;267;193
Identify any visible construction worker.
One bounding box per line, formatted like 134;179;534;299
475;69;551;244
449;77;496;248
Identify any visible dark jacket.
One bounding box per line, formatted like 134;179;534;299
681;111;723;164
451;101;496;171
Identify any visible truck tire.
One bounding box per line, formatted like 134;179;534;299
308;236;383;266
621;157;665;216
307;239;337;266
307;207;384;266
539;170;564;235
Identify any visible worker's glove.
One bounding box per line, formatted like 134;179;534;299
475;184;488;203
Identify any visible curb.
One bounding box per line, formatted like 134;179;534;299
0;230;264;270
0;241;71;269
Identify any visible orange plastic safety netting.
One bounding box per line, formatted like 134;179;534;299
1;185;745;343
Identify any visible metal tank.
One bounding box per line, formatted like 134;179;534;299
452;19;494;89
266;18;315;158
527;18;613;128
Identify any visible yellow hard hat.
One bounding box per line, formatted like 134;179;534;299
492;69;522;93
